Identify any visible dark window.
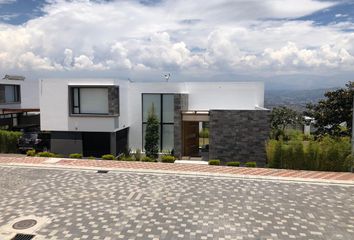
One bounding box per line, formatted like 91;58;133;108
0;84;20;103
142;94;174;151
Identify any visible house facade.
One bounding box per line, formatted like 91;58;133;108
40;79;270;165
0;75;40;130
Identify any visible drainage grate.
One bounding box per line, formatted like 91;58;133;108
97;170;109;174
11;234;35;240
12;219;37;230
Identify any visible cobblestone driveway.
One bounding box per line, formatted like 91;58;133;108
0;166;354;240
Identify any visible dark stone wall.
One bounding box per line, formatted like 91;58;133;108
173;94;188;158
209;110;270;166
108;86;119;115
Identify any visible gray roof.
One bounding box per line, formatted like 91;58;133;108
3;75;25;81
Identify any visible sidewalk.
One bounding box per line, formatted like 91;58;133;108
0;155;354;184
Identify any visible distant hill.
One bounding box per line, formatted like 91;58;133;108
265;88;338;112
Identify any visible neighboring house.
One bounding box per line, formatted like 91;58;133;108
0;75;40;130
40;79;270;165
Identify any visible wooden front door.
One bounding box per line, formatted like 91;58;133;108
182;121;199;157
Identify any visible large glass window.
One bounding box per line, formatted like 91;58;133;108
142;94;174;151
70;87;109;115
0;85;20;103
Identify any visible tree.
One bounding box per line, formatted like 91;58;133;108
144;104;159;159
270;106;302;139
305;82;354;137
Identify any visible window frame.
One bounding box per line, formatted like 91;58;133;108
142;93;174;151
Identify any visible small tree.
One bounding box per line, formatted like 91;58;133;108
144;104;159;159
270;106;303;140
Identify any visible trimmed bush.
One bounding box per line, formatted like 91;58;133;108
37;152;56;158
119;156;134;161
245;162;257;168
0;130;22;153
226;161;240;167
101;154;115;160
161;155;175;163
208;159;220;165
142;156;157;162
26;149;36;157
87;156;96;160
69;153;82;159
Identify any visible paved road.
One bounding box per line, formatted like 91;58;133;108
0;166;353;240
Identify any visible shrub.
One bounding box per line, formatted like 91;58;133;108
26;149;36;157
161;155;175;163
37;151;56;157
0;130;22;153
199;128;209;138
268;140;282;168
344;154;354;172
69;153;82;159
133;149;142;161
119;156;134;161
101;154;115;160
142;156;157;162
208;159;220;165
226;161;240;167
87;156;96;160
245;162;257;167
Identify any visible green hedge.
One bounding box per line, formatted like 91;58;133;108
266;136;352;172
37;152;57;157
26;149;36;156
69;153;82;159
245;162;257;168
161;155;175;163
208;159;220;165
226;161;240;167
0;130;22;153
101;154;115;160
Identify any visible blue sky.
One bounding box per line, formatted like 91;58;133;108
1;0;354;89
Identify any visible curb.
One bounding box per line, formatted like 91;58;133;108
1;162;354;186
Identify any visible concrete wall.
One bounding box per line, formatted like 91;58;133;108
209;110;270;166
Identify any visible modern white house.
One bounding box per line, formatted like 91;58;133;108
40;79;270;165
0;75;40;130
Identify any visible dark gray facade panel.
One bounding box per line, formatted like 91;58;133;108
209;110;270;166
50;132;83;156
0;85;4;103
173;94;188;158
108;86;119;115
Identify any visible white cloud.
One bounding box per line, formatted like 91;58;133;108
0;0;353;83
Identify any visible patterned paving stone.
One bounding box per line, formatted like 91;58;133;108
0;166;353;239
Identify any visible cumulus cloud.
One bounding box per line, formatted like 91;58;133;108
0;0;353;82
